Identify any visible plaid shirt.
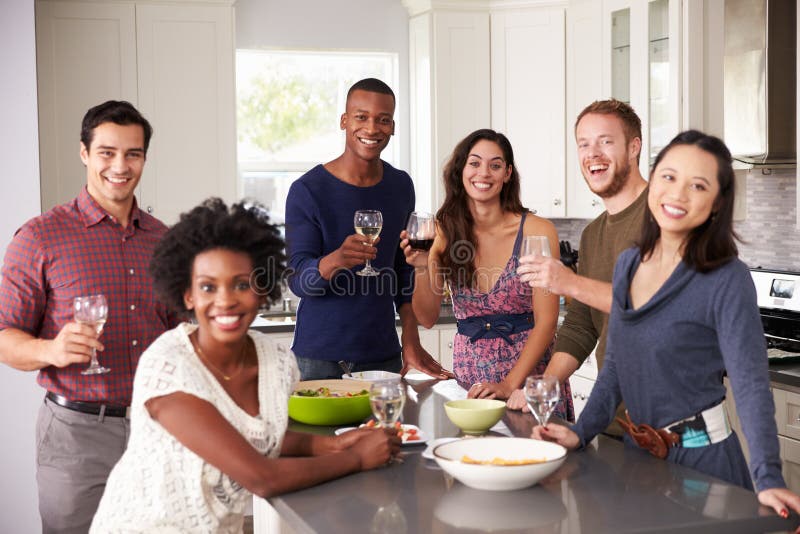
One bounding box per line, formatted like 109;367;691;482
0;187;175;404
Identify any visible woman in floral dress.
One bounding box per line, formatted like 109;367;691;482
402;129;573;420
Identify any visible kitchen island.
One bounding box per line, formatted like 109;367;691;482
253;379;798;534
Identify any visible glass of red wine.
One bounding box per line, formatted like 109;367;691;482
406;212;435;251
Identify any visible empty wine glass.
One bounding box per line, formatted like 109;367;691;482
405;211;435;252
354;210;383;276
524;374;560;428
521;235;552;296
521;235;551;259
74;294;110;375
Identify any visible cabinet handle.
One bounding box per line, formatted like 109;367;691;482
553;198;562;206
146;206;153;214
447;342;453;349
591;199;600;207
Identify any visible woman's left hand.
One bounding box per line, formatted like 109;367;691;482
758;487;800;531
468;381;513;400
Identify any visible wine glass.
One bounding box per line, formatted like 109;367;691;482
521;235;551;259
521;235;552;296
74;294;110;375
370;379;406;427
354;210;383;276
524;374;560;428
405;211;435;252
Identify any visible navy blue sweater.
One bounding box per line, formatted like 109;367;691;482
284;162;415;363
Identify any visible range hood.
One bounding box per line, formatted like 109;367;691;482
724;0;796;166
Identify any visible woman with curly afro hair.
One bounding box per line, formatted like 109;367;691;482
92;198;399;533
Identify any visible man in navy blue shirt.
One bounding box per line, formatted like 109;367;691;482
285;78;452;381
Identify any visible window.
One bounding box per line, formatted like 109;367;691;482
236;50;399;224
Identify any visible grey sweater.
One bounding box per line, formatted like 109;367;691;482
575;247;784;492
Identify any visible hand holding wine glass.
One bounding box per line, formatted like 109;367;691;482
405;211;435;252
520;235;552;295
524;374;559;428
354;210;383;276
74;294;110;375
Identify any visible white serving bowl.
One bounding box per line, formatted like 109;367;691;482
433;437;567;491
342;370;401;382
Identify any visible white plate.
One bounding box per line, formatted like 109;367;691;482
422;437;461;459
342;370;401;381
403;370;438;383
335;424;428;446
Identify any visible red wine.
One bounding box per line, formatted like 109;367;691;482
408;238;433;251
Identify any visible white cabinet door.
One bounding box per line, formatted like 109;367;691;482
36;1;138;211
565;0;605;219
491;7;566;217
569;374;595;420
136;3;236;224
418;328;440;362
573;348;598;381
778;435;800;495
438;325;457;372
408;9;491;211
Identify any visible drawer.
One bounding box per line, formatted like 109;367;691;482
774;388;800;441
778;435;800;494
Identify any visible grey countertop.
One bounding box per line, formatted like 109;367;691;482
265;380;798;534
769;361;800;390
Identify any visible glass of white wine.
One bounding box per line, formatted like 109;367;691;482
354;209;383;276
524;374;560;428
74;294;110;375
369;379;406;428
521;235;551;259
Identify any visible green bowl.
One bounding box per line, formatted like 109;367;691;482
288;379;372;426
444;399;507;435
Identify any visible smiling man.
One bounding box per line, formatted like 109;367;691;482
0;100;175;532
512;99;647;436
285;78;451;381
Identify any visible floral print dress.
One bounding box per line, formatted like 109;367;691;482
450;212;574;422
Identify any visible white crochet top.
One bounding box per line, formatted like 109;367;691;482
91;323;299;533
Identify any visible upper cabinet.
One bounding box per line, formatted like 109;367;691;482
405;0;569;217
491;6;566;218
602;0;681;174
406;4;491;214
36;0;236;225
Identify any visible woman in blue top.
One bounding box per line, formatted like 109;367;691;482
533;130;800;517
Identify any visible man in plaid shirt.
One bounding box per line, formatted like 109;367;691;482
0;101;175;533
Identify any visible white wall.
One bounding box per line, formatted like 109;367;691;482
0;0;45;532
235;0;411;173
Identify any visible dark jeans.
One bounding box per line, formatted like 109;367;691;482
295;353;403;380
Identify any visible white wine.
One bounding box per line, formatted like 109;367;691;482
356;225;382;243
370;396;404;425
79;318;106;335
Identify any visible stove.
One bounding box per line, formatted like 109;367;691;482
750;269;800;361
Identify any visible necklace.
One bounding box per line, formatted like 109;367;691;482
191;334;247;381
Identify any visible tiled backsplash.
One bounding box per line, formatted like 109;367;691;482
552;167;800;273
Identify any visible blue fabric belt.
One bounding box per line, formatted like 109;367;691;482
456;312;534;345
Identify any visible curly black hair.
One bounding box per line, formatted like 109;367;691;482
150;198;286;316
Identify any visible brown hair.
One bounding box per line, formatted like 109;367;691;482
575;99;642;163
638;130;739;273
436;129;524;288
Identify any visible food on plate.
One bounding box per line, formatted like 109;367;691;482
460;455;547;466
361;420;423;442
293;387;369;398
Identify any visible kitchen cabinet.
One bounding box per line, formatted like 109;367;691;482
565;0;604;218
569;348;597;420
490;6;566;217
601;0;681;171
773;385;800;494
35;0;236;225
437;324;457;371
